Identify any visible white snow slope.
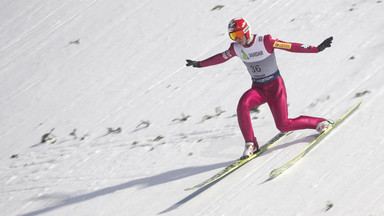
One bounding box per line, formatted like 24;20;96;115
1;0;384;215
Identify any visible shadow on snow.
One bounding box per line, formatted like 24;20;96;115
20;161;232;216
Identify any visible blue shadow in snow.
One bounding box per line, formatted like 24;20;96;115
20;161;232;216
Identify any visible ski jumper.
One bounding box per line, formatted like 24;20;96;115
199;34;325;145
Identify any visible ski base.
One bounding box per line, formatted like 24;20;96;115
185;131;291;191
268;100;362;180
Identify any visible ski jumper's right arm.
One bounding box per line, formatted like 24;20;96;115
198;43;237;67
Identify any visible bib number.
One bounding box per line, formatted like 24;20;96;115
250;65;261;73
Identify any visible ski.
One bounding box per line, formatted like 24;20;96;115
185;131;292;191
268;100;362;181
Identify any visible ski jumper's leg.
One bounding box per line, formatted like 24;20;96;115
237;87;266;145
266;77;325;132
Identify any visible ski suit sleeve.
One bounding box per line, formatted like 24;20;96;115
264;34;319;53
199;43;237;67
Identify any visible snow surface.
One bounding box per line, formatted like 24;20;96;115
1;0;384;215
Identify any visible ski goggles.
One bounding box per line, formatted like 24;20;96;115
229;30;244;40
229;26;249;40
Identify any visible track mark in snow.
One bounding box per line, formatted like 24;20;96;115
0;0;101;71
4;80;40;101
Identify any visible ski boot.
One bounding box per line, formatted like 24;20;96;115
316;120;334;134
240;141;259;160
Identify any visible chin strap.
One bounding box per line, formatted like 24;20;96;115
245;35;254;45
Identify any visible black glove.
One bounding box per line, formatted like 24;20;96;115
186;59;201;68
317;37;333;52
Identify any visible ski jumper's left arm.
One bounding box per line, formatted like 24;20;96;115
264;34;319;54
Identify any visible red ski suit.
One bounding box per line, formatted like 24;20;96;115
199;34;325;145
